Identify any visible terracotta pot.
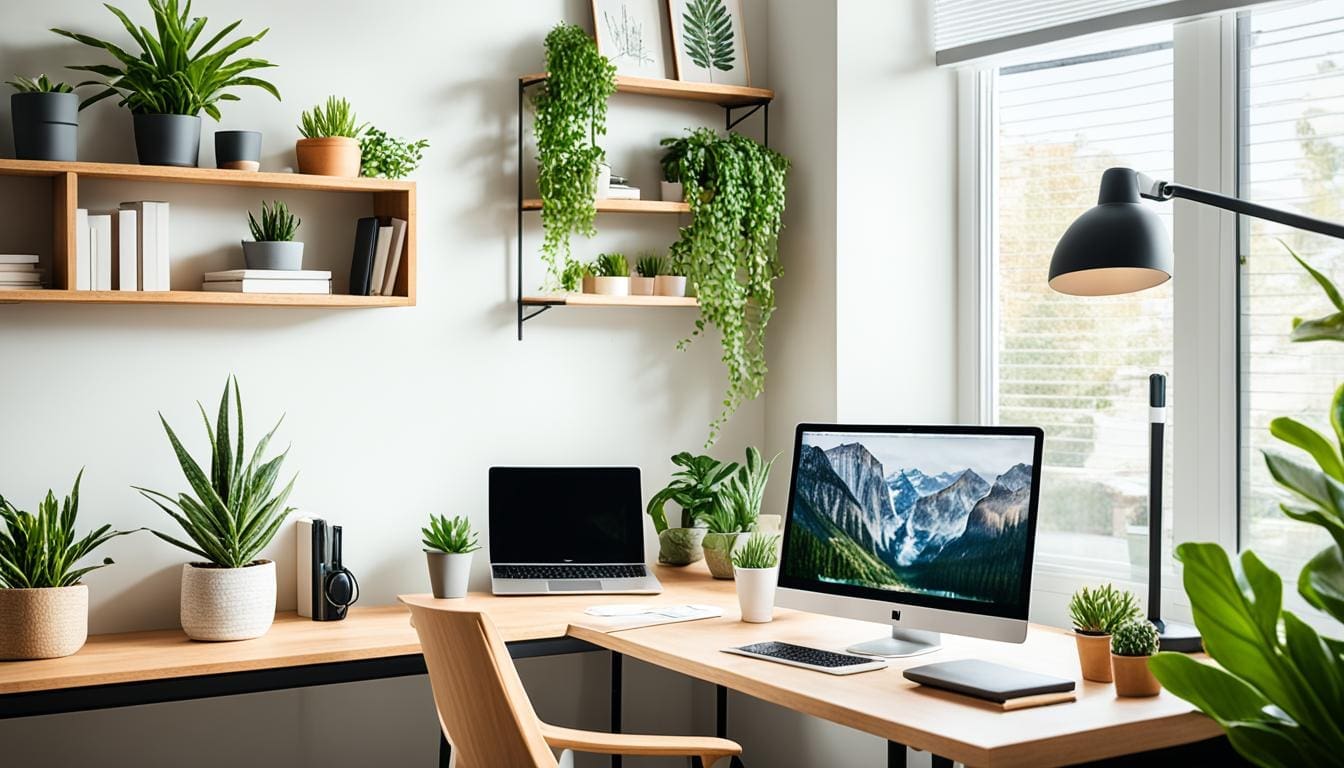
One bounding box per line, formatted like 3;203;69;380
296;137;360;177
591;276;629;296
629;276;655;296
1075;631;1113;682
0;584;88;659
1112;654;1162;697
702;532;748;579
658;527;707;566
180;560;276;641
654;275;687;297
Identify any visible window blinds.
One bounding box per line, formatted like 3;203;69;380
935;0;1258;65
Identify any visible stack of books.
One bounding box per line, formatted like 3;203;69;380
606;173;640;200
76;202;170;291
348;217;408;296
202;269;332;294
0;254;42;290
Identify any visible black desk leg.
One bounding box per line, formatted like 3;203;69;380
716;684;728;738
439;732;452;768
930;756;953;768
888;741;907;767
611;652;623;768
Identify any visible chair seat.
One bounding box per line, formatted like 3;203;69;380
540;721;742;760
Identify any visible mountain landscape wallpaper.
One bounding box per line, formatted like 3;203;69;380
784;433;1038;605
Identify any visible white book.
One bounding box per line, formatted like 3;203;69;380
89;213;113;291
202;279;332;294
0;275;41;285
605;185;641;200
203;269;333;282
115;208;138;291
0;264;40;273
153;201;170;290
0;254;39;264
121;202;153;291
369;226;393;296
381;218;407;297
75;209;90;290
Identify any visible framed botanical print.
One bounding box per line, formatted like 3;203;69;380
667;0;750;86
592;0;673;79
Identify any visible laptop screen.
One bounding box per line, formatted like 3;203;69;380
488;467;644;564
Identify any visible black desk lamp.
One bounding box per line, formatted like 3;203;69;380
1047;166;1344;653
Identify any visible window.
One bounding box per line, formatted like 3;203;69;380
1238;0;1344;576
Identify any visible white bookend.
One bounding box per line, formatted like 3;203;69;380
115;208;138;291
153;202;170;290
75;209;90;291
89;213;113;291
382;218;407;297
369;226;393;296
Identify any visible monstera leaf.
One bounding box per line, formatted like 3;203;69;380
682;0;736;76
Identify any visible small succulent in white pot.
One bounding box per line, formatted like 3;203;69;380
422;514;480;599
732;532;780;623
137;376;296;641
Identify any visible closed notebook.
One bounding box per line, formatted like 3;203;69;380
348;217;379;296
903;659;1075;704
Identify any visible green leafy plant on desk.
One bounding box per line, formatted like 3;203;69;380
423;514;479;599
1068;583;1140;683
702;447;775;580
422;514;480;555
1150;243;1344;765
647;452;739;567
731;532;779;570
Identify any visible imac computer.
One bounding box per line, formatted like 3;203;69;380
777;423;1045;657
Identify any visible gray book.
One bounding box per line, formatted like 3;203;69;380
903;659;1075;704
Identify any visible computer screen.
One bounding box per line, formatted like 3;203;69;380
780;425;1043;619
488;467;644;564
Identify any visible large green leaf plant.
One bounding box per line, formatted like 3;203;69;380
1150;244;1344;767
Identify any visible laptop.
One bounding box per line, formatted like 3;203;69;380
489;467;662;595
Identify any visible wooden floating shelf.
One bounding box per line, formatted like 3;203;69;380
522;294;698;308
521;198;689;214
0;290;410;308
0;159;413;193
519;73;773;108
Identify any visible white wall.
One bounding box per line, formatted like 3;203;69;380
0;1;764;765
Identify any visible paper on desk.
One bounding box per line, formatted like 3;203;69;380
578;603;723;631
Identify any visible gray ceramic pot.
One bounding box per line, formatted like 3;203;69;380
242;241;304;270
215;130;261;171
133;113;201;167
11;92;78;161
425;551;473;599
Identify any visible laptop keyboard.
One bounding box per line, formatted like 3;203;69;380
732;641;876;668
493;564;648;580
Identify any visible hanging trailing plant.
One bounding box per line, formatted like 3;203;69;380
531;23;616;289
662;128;788;445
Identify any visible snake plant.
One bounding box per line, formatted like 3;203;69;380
0;471;136;588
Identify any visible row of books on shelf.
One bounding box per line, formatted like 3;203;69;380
349;217;408;296
0;254;42;290
75;203;170;291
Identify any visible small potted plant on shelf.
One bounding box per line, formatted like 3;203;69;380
591;252;630;296
732;532;780;623
215;130;262;171
359;126;429;179
1068;583;1141;683
1110;619;1162;697
6;75;84;161
296;96;365;177
702;447;775;580
653;251;687;298
422;514;480;599
659;136;688;202
0;471;136;659
631;254;663;296
55;0;279;168
646;452;739;566
243;200;302;270
136;376;297;642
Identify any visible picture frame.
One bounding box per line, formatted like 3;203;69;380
591;0;673;80
666;0;750;86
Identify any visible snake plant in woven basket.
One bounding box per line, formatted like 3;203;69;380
0;471;137;588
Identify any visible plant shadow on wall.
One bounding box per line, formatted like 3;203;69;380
1149;243;1344;766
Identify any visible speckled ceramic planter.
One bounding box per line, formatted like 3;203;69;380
657;527;707;566
0;584;88;659
180;560;276;641
702;532;748;579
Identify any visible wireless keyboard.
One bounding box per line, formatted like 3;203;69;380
722;641;888;675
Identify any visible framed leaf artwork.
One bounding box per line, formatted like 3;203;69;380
667;0;750;86
592;0;673;79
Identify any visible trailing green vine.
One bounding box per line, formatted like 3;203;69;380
663;128;789;445
531;23;616;289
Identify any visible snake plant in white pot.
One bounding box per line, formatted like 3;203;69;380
137;376;296;641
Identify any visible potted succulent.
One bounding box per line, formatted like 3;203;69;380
215;130;261;171
359;127;429;179
243;200;302;270
631;254;663;296
0;471;136;659
422;514;480;599
6;75;84;161
658;136;688;202
296;97;365;177
732;532;780;623
136;376;296;642
1110;619;1162;697
654;271;688;298
646;452;739;566
55;0;279;168
591;252;630;296
702;447;775;579
1068;583;1141;683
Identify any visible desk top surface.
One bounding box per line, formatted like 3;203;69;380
0;563;1218;767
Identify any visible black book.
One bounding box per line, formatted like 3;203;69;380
903;659;1075;704
349;217;379;296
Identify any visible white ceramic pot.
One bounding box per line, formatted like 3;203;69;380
734;566;779;623
426;551;473;599
595;163;612;200
180;560;276;641
629;276;655;296
591;276;630;296
0;584;88;659
654;275;687;297
660;181;684;202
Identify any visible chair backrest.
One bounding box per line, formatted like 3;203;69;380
402;599;558;768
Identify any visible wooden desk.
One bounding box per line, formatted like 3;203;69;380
1;564;1222;768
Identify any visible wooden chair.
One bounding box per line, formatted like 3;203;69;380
401;596;744;768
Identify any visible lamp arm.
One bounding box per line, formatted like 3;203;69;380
1137;174;1344;240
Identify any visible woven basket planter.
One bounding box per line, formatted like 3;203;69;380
180;560;276;641
0;584;88;659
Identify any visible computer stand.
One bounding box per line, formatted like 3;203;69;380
847;627;942;658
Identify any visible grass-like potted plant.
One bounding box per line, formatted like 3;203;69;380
1110;619;1161;697
591;252;630;296
296;96;365;177
243;200;302;270
646;452;739;566
631;254;663;296
6;75;84;161
1068;583;1140;683
422;514;480;599
702;447;775;579
732;532;780;623
0;471;136;659
359;126;428;179
54;0;279;168
136;376;296;641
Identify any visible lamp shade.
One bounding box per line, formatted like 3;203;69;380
1048;167;1173;296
